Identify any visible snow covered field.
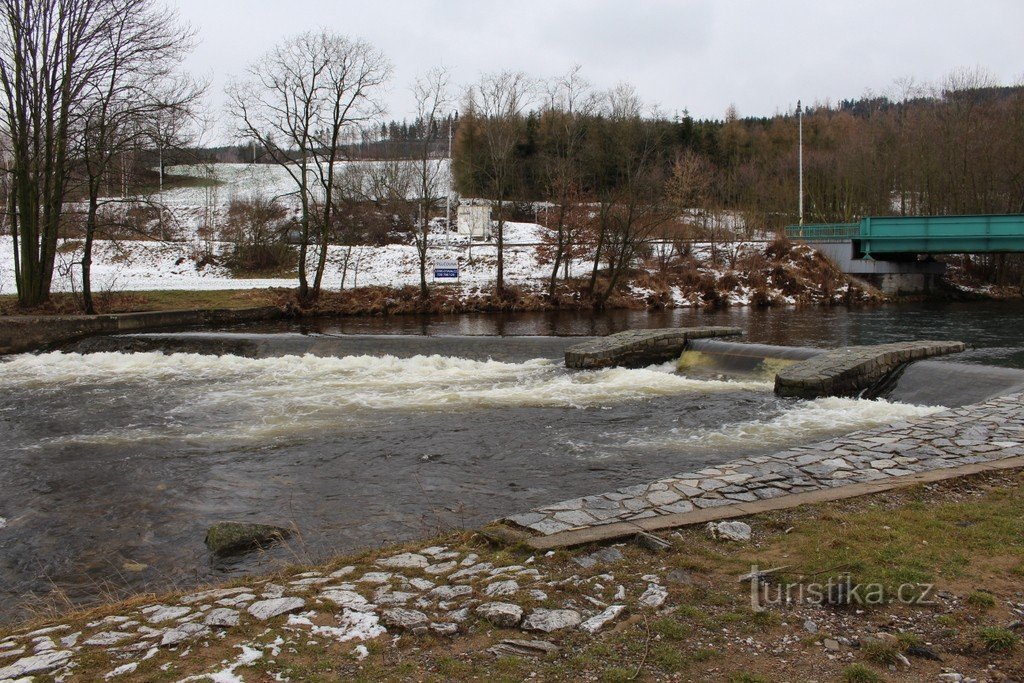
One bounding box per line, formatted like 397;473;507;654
157;161;451;207
0;163;764;300
0;221;579;295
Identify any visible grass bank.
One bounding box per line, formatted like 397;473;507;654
3;469;1022;682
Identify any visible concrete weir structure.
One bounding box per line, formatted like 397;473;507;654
774;340;967;399
501;330;991;549
564;327;742;369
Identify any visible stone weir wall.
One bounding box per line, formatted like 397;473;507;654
564;327;742;370
774;340;966;399
0;306;284;356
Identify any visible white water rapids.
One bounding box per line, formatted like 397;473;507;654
0;351;940;450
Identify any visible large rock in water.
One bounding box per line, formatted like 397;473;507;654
205;522;290;556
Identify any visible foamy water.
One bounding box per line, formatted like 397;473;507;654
622;395;941;453
0;351;939;451
1;352;771;446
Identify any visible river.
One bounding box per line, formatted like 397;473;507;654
0;300;1021;623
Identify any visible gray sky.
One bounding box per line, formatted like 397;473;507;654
175;0;1024;140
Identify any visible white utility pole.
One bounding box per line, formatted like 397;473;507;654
797;99;804;226
445;115;453;246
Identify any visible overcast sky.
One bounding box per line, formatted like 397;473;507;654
174;0;1024;140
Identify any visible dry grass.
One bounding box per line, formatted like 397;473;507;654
6;470;1024;682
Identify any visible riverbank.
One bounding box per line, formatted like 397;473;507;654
2;467;1021;682
0;241;880;317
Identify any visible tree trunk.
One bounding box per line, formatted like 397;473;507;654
495;199;505;296
546;202;568;299
82;191;100;314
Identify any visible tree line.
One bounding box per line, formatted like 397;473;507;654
3;1;1022;309
0;0;202;309
455;70;1024;229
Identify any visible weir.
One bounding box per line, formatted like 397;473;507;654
678;337;1024;407
63;331;584;363
564;327;742;369
680;339;824;379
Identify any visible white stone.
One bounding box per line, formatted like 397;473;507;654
447;607;471;623
430;622;459;636
706;521;752;542
289;577;331;587
424;561;458;575
430;585;473;601
159;622;209;647
83;631;133;646
329;566;356;579
203;608;240;627
216;592;255;607
449;562;493;580
522;609;582;633
247;597;305;621
179;587;250;605
260;583;285;598
377;553;429;569
357;572;393;584
408;578;435;591
105;661;139;678
476;602;524;628
381;608;429;630
32;636;55;652
0;650;73;679
638;584;668;608
142;605;191;623
485;580;519;598
25;625;69;637
320;590;369;609
376;591;417;606
580;605;626;634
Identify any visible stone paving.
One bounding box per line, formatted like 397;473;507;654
505;391;1024;537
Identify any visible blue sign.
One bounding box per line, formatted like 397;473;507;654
434;259;459;281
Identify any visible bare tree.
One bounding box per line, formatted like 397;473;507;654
463;71;533;296
77;0;201;313
589;85;671;308
0;0;168;307
410;66;451;299
227;30;391;301
541;65;597;299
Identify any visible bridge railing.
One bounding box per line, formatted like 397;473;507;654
784;223;860;241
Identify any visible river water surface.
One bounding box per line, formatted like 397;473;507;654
1;301;1021;622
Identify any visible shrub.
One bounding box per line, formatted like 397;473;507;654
841;663;885;683
222;195;294;275
966;590;997;609
978;627;1019;652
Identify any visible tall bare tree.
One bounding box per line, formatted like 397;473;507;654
463;71;532;296
0;0;168;306
227;30;391;301
410;66;451;299
77;0;201;313
541;65;596;299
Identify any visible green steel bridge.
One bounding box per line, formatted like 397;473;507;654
785;214;1024;258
